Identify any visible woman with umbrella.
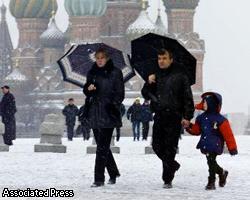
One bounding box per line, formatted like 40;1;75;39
83;48;125;187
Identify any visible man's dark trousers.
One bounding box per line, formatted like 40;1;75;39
142;122;149;140
3;119;16;145
132;121;140;140
152;111;182;183
67;125;74;140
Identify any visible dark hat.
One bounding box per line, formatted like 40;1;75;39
204;95;219;113
1;85;10;89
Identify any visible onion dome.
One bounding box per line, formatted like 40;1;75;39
154;8;167;36
40;13;67;48
9;0;58;19
126;0;157;41
5;59;28;86
64;0;107;17
163;0;199;10
5;68;27;82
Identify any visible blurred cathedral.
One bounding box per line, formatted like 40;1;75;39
0;0;205;137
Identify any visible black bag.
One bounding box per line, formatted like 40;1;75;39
78;97;93;122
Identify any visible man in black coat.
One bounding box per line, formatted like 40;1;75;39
142;49;194;188
62;98;79;141
83;48;125;187
127;98;142;141
141;100;153;140
0;85;17;145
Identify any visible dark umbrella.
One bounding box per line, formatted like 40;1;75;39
57;43;135;87
131;33;197;85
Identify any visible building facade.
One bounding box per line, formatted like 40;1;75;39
0;0;204;136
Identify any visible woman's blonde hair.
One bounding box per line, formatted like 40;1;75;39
95;48;109;59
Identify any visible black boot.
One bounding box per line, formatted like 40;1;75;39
205;177;216;190
167;161;181;182
108;174;120;185
219;170;228;187
91;182;104;188
108;178;116;185
162;162;180;189
163;182;173;189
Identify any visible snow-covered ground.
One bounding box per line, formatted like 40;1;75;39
0;136;249;200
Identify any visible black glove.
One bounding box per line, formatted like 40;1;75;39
229;149;238;156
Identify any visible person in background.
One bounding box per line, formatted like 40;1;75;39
77;104;91;141
141;100;153;141
0;85;17;146
62;98;79;141
127;98;142;141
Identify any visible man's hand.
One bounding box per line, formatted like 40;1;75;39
88;84;96;91
148;74;156;84
181;119;190;128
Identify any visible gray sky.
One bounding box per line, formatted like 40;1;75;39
2;0;250;114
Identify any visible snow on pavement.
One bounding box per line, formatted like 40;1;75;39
0;136;249;200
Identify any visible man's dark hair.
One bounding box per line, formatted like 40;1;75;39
68;98;74;101
1;85;10;90
157;49;173;59
95;48;109;59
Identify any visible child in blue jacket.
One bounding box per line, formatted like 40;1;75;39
186;92;238;190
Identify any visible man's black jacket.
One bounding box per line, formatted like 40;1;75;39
141;63;195;120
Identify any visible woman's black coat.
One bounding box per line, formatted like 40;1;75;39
83;60;125;129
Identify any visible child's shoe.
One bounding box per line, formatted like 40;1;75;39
205;177;216;190
219;170;228;187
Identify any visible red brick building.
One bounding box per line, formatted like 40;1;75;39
1;0;205;136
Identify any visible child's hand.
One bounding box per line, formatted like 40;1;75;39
229;149;238;156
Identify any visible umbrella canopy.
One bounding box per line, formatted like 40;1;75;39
57;43;134;88
131;33;196;85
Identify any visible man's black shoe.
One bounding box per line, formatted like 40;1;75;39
163;182;173;189
108;174;120;185
108;178;116;184
91;182;104;187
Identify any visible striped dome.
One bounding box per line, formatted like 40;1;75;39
64;0;107;17
9;0;58;19
163;0;199;9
